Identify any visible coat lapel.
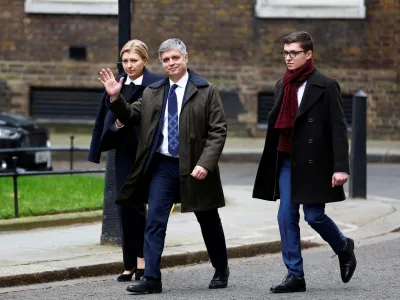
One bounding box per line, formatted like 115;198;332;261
296;69;325;119
181;69;209;109
151;86;165;116
182;82;198;108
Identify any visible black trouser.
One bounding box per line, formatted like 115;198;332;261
115;147;146;270
117;202;146;270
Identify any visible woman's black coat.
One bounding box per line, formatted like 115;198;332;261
88;68;163;190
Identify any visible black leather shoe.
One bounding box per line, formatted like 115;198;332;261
338;238;357;283
209;267;229;289
126;277;162;294
270;275;306;293
117;269;144;282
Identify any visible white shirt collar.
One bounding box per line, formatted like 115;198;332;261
169;71;189;89
125;75;143;85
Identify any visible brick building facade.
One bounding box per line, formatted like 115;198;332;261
0;0;399;139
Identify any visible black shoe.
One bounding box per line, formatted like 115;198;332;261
126;277;162;294
117;272;133;282
117;269;145;282
338;238;357;283
270;275;306;293
209;267;229;289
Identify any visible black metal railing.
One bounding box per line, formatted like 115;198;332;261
0;136;105;218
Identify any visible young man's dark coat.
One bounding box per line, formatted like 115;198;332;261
253;69;349;205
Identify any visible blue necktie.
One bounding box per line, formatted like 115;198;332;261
168;84;179;156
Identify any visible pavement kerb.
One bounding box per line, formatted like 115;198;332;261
0;240;321;288
366;195;400;234
0;210;103;232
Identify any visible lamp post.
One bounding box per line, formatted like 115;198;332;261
101;0;133;245
117;0;132;75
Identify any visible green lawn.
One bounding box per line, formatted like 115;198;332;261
0;175;104;219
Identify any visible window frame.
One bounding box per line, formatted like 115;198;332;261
255;0;366;19
24;0;118;15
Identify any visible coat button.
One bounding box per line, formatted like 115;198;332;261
308;139;313;143
309;118;313;122
309;159;313;164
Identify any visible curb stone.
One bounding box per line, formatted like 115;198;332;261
0;211;103;232
0;240;320;288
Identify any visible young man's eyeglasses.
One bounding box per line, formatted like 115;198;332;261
280;50;306;59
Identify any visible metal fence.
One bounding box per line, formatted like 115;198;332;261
0;136;105;218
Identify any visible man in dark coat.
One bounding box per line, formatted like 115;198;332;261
98;38;229;294
253;31;357;293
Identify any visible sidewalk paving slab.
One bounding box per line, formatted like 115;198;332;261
1;185;399;288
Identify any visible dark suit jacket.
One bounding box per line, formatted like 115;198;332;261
253;68;349;204
88;68;163;190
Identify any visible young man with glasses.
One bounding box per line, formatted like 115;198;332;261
253;31;357;293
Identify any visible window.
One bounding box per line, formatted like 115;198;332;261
255;0;366;19
69;46;87;60
257;92;275;128
25;0;118;15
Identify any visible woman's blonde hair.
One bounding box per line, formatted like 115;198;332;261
120;39;149;62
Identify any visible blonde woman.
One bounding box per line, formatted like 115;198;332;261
89;40;163;282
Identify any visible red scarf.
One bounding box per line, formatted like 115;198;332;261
275;59;314;153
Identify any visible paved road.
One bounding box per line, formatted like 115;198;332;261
1;233;399;299
54;161;400;200
219;163;400;200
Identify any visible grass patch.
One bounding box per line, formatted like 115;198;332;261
0;175;104;219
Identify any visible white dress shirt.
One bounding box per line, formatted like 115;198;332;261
157;71;189;157
125;74;143;86
110;75;144;131
297;81;307;106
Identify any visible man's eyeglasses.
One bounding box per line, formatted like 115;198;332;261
280;50;306;59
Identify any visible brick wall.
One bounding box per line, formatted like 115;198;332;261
0;80;12;112
0;0;399;139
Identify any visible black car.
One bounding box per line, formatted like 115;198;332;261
0;113;52;172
